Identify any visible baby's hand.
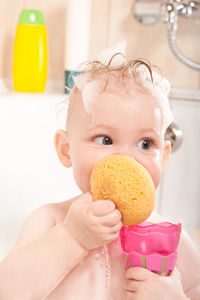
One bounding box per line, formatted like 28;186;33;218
124;267;188;300
64;192;122;250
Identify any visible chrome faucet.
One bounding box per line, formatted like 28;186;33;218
133;0;200;71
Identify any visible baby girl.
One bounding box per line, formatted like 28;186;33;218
0;42;200;300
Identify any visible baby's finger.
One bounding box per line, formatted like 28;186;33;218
126;267;155;281
91;200;116;217
99;209;122;226
124;278;141;292
169;267;182;281
106;221;123;234
104;231;120;243
76;192;93;203
125;290;137;300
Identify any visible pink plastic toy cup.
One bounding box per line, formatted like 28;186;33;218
120;222;181;273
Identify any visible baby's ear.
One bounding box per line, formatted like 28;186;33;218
54;130;72;168
162;140;171;169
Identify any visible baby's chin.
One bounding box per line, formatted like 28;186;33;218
75;178;91;194
152;173;162;190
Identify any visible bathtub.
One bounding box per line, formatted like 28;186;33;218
0;88;199;261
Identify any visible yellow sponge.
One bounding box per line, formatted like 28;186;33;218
90;155;155;226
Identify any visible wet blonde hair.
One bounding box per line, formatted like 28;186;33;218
65;54;173;134
69;54;155;94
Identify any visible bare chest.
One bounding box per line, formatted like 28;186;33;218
45;239;125;300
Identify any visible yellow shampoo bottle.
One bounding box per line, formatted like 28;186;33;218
13;10;48;92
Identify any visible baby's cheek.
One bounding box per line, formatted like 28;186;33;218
72;156;95;193
149;165;162;189
72;163;90;192
143;152;164;189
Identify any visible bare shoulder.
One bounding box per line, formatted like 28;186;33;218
51;195;80;224
11;196;79;252
176;228;200;292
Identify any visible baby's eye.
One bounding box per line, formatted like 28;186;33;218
137;139;153;150
93;136;113;145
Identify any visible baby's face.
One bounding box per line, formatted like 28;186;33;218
58;86;170;192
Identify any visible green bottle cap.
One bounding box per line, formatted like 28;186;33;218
18;9;45;25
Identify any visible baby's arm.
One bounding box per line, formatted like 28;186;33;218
176;229;200;300
0;193;122;299
0;200;88;299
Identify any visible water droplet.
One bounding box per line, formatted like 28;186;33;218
100;261;104;267
101;248;105;255
104;245;111;299
94;253;101;260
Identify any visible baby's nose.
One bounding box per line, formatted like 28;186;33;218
113;146;135;160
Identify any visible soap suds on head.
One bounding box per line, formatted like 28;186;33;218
66;41;174;133
82;79;106;114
